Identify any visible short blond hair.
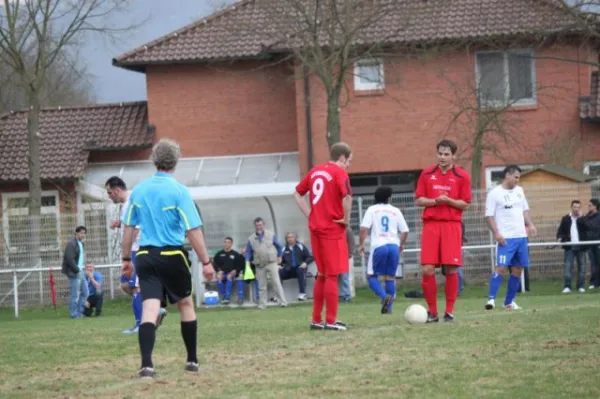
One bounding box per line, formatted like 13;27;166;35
151;139;180;171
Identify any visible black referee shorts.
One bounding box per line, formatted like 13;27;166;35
135;246;193;304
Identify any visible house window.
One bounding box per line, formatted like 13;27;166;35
485;165;536;189
354;58;384;91
1;191;61;266
475;50;536;107
584;161;600;177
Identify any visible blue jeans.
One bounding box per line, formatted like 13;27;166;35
68;273;89;318
564;249;585;289
339;273;351;299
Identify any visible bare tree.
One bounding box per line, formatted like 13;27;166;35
440;52;575;188
206;0;414;149
0;48;95;114
0;0;141;267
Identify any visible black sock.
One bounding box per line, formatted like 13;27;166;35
138;322;156;368
181;320;198;363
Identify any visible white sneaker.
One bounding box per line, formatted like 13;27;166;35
589;285;595;290
579;288;585;293
485;299;495;310
298;293;307;301
562;287;571;294
503;302;522;311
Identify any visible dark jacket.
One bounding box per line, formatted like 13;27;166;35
556;214;586;250
62;237;82;277
281;243;313;269
579;212;600;242
213;249;245;274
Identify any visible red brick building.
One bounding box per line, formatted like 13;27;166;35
2;0;600;264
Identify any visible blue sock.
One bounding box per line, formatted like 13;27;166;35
488;272;503;299
217;280;225;298
237;280;245;300
254;280;259;300
504;275;521;306
385;280;396;312
132;291;142;326
368;276;387;300
225;280;233;300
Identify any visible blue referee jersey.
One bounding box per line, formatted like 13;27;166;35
123;172;202;247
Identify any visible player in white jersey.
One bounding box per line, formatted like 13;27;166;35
359;186;409;314
484;165;537;311
105;176;167;334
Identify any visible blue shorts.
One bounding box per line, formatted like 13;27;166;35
496;237;529;267
367;243;400;276
120;250;139;288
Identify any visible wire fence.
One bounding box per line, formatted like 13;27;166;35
1;181;599;310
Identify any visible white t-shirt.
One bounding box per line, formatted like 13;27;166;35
360;203;410;249
485;185;529;239
121;197;141;251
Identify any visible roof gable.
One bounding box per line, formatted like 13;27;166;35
113;0;582;71
521;164;597;183
0;102;153;182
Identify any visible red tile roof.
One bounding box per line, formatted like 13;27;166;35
581;71;600;122
114;0;582;71
0;102;153;182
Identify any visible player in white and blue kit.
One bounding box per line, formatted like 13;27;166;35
484;165;537;311
106;176;167;334
359;186;409;314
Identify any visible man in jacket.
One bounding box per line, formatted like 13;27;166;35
579;199;600;289
556;200;587;293
280;232;314;301
62;226;88;318
245;217;287;309
213;237;246;305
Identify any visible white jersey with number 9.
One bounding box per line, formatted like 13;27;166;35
360;203;409;249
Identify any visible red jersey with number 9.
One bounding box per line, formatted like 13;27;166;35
296;162;352;239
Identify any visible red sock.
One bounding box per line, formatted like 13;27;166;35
312;276;326;323
421;273;438;316
445;271;459;315
324;275;339;325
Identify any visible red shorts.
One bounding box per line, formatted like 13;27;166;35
420;221;463;267
310;232;349;276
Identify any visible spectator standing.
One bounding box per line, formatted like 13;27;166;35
339;227;355;302
62;226;88;318
83;263;104;317
580;199;600;289
280;232;314;301
556;200;586;293
245;217;288;309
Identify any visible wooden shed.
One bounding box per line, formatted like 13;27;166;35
519;165;597;278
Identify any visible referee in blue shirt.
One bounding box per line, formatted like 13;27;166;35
121;138;214;380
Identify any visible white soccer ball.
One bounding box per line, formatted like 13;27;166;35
404;304;428;324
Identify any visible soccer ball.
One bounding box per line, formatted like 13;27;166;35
404;304;428;324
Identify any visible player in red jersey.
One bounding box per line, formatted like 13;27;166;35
415;139;471;323
293;142;353;331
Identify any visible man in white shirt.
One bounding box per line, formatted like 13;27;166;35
105;176;167;334
556;200;586;293
359;186;409;314
484;165;537;311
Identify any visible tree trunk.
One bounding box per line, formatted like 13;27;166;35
470;133;484;189
27;93;42;268
326;89;341;148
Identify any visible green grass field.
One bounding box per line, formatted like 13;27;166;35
1;280;599;399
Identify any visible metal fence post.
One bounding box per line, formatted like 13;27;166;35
39;269;44;305
13;270;19;318
358;197;364;271
109;268;115;299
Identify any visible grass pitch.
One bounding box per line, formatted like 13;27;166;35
1;280;599;399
